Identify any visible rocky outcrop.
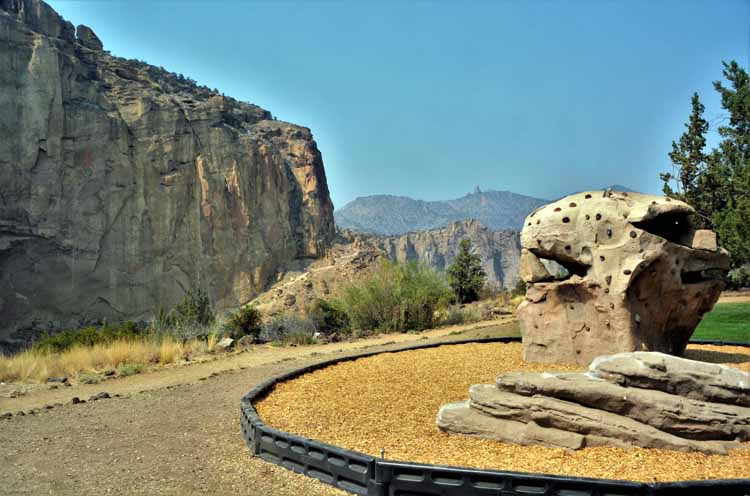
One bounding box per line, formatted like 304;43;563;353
342;220;522;289
0;0;334;350
517;190;729;365
438;351;750;455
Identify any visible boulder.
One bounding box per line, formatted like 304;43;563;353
215;337;234;352
518;190;729;365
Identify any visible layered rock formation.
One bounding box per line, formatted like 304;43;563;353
437;351;750;455
517;190;729;365
343;220;522;290
0;0;334;349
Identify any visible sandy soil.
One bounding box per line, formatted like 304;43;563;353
718;290;750;304
0;318;516;495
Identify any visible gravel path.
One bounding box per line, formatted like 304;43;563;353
0;320;517;495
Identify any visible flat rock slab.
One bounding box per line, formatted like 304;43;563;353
438;351;750;454
591;351;750;407
496;371;750;441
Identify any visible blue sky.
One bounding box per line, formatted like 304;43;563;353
49;0;749;208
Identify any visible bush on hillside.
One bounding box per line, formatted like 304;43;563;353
341;260;452;333
308;298;350;336
171;289;215;327
222;305;262;341
260;316;318;345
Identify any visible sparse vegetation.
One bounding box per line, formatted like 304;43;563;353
340;260;453;333
260;316;318;345
79;372;103;384
222;305;262;341
117;362;145;377
727;265;750;289
437;305;482;326
308;298;350;337
0;288;224;383
32;321;144;354
510;279;527;297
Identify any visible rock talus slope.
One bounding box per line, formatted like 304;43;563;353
0;0;334;348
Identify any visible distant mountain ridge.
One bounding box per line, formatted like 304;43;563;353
335;189;547;235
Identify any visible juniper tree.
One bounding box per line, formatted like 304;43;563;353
447;239;486;304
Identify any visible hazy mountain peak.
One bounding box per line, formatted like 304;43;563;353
335;189;547;235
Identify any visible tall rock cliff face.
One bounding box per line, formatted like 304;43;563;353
0;0;334;348
343;220;522;289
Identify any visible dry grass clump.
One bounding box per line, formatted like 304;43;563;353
0;335;215;383
256;342;750;482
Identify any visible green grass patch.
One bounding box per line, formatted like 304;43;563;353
693;302;750;343
116;362;145;377
79;372;103;384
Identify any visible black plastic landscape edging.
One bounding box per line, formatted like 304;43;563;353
240;336;750;496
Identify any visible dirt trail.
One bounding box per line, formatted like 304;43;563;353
0;320;517;495
718;291;750;304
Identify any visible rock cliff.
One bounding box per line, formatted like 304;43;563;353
0;0;334;349
342;219;522;290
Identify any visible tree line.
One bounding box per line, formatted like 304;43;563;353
661;61;749;284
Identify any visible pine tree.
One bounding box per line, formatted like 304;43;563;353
660;92;712;226
447;239;486;304
660;61;750;267
711;61;750;267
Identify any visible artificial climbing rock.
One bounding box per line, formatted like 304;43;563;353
517;189;729;365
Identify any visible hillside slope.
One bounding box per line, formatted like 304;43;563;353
252;220;521;318
0;0;334;349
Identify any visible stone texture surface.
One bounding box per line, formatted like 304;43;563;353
0;0;334;350
591;351;750;407
437;351;750;454
517;189;730;365
343;219;522;290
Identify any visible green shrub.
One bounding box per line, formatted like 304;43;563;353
172;289;215;327
33;321;142;354
79;372;103;384
727;265;750;289
148;289;216;341
510;279;527;297
438;305;482;326
260;316;317;345
341;261;452;333
116;362;145;377
308;298;350;336
222;305;262;340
